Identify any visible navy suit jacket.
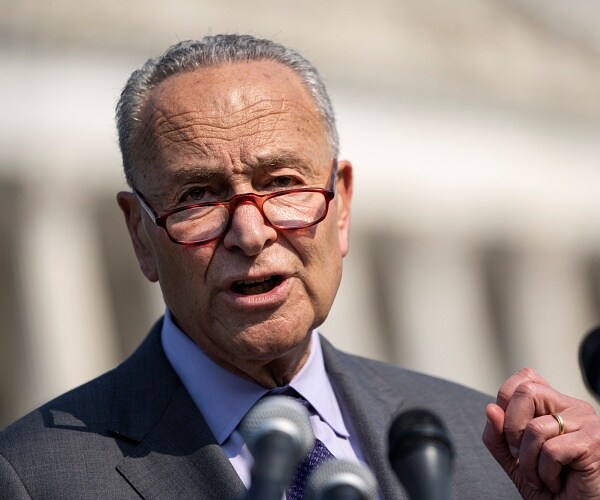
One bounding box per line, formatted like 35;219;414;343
0;319;519;499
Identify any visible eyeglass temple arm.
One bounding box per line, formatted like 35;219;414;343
133;189;159;223
330;159;339;194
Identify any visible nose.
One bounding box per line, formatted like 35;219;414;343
222;201;278;255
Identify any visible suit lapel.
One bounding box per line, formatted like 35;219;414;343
116;384;245;500
321;337;409;500
109;321;246;499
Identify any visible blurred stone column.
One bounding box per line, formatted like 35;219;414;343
16;180;120;411
377;236;504;395
500;247;595;403
0;174;29;426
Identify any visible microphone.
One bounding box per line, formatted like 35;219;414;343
579;326;600;400
239;395;315;500
388;408;454;500
306;459;378;500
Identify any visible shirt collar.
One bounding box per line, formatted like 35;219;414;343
287;332;349;438
161;310;349;444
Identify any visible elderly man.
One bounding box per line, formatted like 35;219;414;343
1;34;600;500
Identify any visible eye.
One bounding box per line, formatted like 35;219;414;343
270;176;297;190
181;186;207;203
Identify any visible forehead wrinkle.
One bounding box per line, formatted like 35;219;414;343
129;106;210;182
153;101;295;144
159;84;316;132
132;106;164;163
132;68;330;188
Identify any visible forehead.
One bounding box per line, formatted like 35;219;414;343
133;60;330;187
150;60;317;116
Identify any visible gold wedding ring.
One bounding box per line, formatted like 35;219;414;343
551;412;565;436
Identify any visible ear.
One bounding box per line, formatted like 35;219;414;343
334;160;353;257
116;191;159;282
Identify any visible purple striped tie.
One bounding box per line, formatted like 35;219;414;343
286;436;334;500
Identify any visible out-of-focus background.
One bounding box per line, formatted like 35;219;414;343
2;0;600;427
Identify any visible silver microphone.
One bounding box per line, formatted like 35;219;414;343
240;395;315;500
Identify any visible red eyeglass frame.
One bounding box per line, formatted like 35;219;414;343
134;160;338;246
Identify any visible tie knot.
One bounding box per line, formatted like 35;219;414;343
267;386;312;411
268;385;299;397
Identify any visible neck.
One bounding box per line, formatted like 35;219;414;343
218;335;313;387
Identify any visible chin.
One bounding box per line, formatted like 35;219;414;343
233;326;311;361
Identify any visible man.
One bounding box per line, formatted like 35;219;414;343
1;34;599;499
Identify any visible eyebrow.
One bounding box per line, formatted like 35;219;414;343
252;151;317;176
169;164;219;183
147;151;320;199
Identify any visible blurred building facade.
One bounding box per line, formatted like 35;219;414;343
1;0;600;426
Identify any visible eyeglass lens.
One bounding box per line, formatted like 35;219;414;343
166;190;328;243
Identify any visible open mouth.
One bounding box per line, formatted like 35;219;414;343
231;275;284;295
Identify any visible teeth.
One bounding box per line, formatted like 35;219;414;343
238;277;270;286
232;276;282;295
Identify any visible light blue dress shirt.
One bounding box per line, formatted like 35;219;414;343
160;309;365;488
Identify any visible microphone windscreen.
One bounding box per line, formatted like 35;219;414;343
388;408;453;456
388;408;454;500
306;459;378;500
239;395;314;459
579;327;600;399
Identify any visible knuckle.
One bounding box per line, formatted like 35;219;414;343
581;423;600;447
496;387;511;405
540;438;559;458
577;400;595;415
514;381;537;399
517;367;538;380
524;419;546;440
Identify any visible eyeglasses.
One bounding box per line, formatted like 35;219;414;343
134;161;338;246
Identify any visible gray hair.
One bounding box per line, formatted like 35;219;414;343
116;34;339;187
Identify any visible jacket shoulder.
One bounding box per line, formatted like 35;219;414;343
321;337;493;407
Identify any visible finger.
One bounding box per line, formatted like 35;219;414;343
496;367;549;410
537;413;600;494
517;414;565;490
483;404;518;474
482;403;505;456
537;437;566;494
503;382;571;457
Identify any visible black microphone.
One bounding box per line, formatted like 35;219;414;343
388;408;454;500
579;326;600;400
306;459;378;500
240;395;314;500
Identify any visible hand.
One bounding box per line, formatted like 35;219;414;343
482;368;600;499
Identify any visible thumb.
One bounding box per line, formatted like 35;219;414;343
482;403;517;471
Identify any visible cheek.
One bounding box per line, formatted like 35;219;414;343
306;257;342;327
298;223;343;305
153;241;216;304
